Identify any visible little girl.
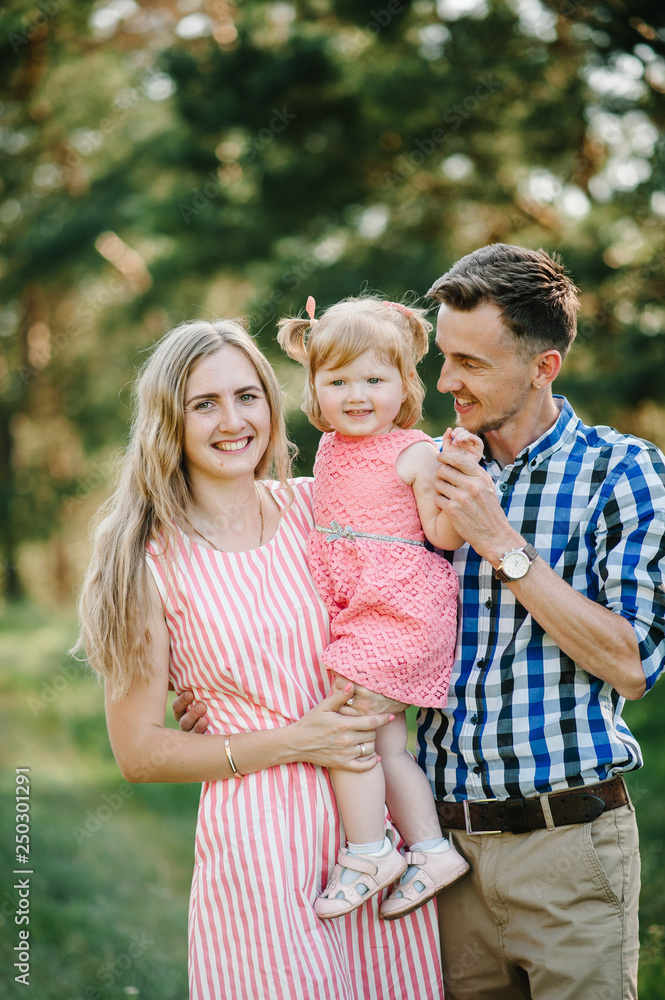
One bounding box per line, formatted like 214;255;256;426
277;295;483;921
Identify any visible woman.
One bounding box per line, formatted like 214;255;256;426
75;319;443;999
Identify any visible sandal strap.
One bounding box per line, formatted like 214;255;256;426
401;853;436;892
335;850;379;877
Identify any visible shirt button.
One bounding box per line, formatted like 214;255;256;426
499;483;508;492
531;459;537;467
485;598;493;609
470;715;479;724
473;765;482;775
477;658;486;667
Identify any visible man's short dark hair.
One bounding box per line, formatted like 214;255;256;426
427;244;580;358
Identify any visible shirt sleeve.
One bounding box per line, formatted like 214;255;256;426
593;443;665;693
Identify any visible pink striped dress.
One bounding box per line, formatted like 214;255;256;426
146;479;443;1000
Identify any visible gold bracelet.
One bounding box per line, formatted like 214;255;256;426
223;734;242;779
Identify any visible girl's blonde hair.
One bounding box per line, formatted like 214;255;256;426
73;319;293;700
277;297;432;432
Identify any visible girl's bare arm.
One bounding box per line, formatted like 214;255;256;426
396;438;470;550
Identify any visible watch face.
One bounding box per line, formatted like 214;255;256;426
501;551;530;579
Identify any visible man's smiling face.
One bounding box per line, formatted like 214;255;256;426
435;302;537;437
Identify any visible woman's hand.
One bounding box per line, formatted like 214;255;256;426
172;690;209;733
289;686;394;771
331;673;406;716
172;684;395;772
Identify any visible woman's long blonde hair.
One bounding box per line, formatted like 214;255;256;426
277;297;432;432
73;319;293;700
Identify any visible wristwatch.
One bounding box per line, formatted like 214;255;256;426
495;543;538;582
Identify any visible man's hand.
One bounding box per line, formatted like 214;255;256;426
435;445;522;563
435;445;524;567
172;690;209;733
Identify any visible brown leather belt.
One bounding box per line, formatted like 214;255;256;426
437;776;629;836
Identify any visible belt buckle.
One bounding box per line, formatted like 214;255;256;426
463;798;503;836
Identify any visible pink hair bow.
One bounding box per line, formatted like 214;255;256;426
305;296;317;322
390;302;413;317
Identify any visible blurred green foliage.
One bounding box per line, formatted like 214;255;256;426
0;0;664;600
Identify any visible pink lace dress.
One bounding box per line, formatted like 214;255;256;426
307;430;459;707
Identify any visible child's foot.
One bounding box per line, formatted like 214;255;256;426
314;832;408;920
379;843;470;920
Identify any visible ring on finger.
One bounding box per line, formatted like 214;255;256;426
359;743;367;757
346;697;355;706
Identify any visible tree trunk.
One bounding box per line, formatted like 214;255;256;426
0;403;23;601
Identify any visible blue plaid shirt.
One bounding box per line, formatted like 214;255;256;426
420;396;665;802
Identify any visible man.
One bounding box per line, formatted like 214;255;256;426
422;243;665;1000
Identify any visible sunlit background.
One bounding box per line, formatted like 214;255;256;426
1;1;664;996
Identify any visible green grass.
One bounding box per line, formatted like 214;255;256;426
0;605;199;1000
1;605;663;998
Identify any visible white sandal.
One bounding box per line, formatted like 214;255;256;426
314;833;408;920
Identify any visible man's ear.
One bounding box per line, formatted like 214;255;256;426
532;350;562;389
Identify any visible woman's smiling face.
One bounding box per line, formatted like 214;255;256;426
183;346;272;484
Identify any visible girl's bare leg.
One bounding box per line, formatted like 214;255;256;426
330;763;386;845
316;720;407;919
376;714;443;846
376;715;470;920
329;675;388;846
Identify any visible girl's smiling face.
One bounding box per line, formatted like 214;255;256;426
314;349;406;437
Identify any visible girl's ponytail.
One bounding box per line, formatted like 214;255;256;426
388;303;432;362
407;311;432;363
277;316;312;365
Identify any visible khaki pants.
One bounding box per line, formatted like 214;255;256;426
437;801;640;1000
